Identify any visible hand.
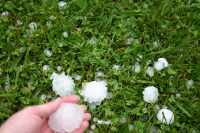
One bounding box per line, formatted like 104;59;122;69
0;95;91;133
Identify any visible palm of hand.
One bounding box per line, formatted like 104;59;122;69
0;96;90;133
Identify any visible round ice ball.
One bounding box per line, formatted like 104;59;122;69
81;81;108;105
154;58;169;71
50;72;75;96
48;103;84;133
143;86;159;103
157;108;174;125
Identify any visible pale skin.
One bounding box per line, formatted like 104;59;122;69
0;95;91;133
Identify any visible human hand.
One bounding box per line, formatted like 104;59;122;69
0;95;91;133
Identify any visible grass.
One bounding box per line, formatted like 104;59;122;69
0;0;200;132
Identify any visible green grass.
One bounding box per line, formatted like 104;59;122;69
0;0;200;132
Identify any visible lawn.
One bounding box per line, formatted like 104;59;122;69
0;0;200;132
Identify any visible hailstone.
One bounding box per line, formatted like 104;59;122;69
95;71;104;78
62;31;69;38
29;22;37;31
132;62;141;73
143;86;159;103
48;103;84;133
81;81;108;105
146;66;154;77
44;49;52;57
73;74;82;81
154;58;169;71
157;108;174;125
58;1;66;9
43;65;50;72
89;37;97;45
1;11;9;16
186;79;194;89
112;64;121;70
51;72;75;96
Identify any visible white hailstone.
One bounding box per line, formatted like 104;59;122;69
58;1;67;9
57;66;62;72
73;74;82;81
154;58;169;71
51;72;75;96
132;62;141;73
112;64;121;70
29;22;37;31
40;94;47;101
5;75;10;90
43;65;50;72
44;49;52;57
153;41;159;48
49;15;56;20
93;117;98;122
186;79;194;89
176;93;181;97
143;86;159;103
89;37;97;45
1;11;9;16
19;47;26;53
157;108;174;125
95;71;104;77
16;20;23;25
90;124;96;130
146;66;154;77
62;31;69;38
81;81;108;105
120;117;127;124
96;120;112;125
48;103;84;133
126;38;134;45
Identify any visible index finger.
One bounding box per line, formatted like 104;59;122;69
33;95;80;118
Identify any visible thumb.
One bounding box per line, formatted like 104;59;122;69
33;95;80;118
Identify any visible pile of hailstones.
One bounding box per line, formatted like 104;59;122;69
47;58;174;133
143;58;174;125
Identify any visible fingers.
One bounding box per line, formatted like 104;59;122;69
72;113;90;133
41;121;54;133
60;95;80;103
73;121;89;133
83;113;91;121
32;95;80;118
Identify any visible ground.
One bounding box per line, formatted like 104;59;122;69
0;0;200;132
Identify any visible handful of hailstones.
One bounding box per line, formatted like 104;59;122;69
48;103;84;133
